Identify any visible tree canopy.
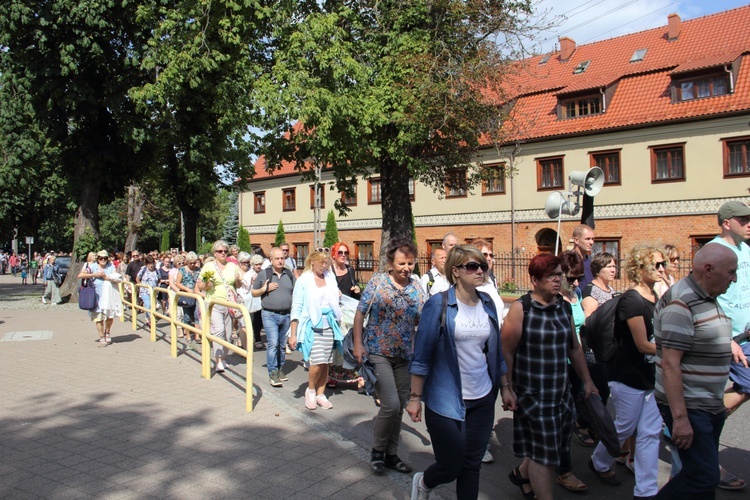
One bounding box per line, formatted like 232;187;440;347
255;0;542;263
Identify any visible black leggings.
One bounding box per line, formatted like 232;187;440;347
423;390;496;500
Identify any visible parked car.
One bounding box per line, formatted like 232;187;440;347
55;256;71;283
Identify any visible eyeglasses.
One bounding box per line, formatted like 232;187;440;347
545;272;564;281
653;261;666;270
239;261;249;265
566;275;585;282
97;257;108;261
482;252;494;259
457;261;488;273
337;250;349;256
214;249;228;254
670;258;680;263
316;247;330;253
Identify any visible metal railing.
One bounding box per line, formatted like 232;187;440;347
118;282;255;412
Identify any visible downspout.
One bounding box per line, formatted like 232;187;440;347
600;87;606;112
725;65;734;93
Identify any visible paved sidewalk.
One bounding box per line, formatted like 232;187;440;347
0;277;411;499
1;274;748;499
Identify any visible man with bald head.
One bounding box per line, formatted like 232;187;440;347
441;233;458;252
653;243;737;498
420;248;449;297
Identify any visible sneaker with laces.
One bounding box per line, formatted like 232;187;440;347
482;449;494;463
269;370;283;387
411;472;431;500
305;388;317;410
316;394;333;409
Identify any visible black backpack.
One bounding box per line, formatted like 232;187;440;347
582;294;623;363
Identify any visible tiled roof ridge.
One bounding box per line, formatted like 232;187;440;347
535;4;750;59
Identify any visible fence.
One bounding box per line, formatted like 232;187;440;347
118;282;255;412
350;250;693;295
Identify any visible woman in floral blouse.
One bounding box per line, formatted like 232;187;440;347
353;238;426;475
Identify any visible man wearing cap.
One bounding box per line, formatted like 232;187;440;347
708;200;750;490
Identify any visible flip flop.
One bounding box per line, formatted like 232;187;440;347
719;468;746;490
574;426;596;447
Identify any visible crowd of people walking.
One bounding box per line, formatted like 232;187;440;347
31;200;749;499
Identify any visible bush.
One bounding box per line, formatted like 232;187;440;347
274;220;285;246
237;226;252;252
323;210;339;248
499;281;518;294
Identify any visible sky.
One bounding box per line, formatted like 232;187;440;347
530;0;749;54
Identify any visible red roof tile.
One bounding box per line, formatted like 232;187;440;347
498;5;750;142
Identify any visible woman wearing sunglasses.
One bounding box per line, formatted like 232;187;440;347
196;240;242;373
407;245;513;499
503;253;596;500
589;245;665;499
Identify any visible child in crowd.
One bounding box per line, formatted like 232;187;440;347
20;262;28;284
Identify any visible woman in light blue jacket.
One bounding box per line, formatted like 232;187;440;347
407;245;516;500
288;251;343;410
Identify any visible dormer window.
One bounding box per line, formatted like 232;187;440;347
559;94;602;119
630;49;647;62
573;60;590;74
673;70;731;102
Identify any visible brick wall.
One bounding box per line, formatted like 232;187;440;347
247;213;718;259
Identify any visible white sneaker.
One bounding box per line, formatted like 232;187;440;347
285;345;292;355
482;449;494;463
411;472;431;500
42;297;47;304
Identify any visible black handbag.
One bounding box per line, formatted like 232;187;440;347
177;296;196;307
78;278;97;311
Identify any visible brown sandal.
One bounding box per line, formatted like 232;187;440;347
557;472;588;492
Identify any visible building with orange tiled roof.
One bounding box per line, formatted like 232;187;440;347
240;6;750;275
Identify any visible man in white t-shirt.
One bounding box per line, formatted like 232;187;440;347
709;200;750;491
420;248;449;297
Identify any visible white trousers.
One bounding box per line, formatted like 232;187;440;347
592;381;663;497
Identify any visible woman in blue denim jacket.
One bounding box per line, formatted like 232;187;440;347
407;245;516;500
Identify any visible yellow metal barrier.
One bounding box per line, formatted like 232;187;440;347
117;281;255;412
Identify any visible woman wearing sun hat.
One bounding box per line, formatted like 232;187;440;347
78;250;123;346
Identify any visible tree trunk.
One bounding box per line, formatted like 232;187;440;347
181;204;199;251
378;156;414;269
125;184;144;252
60;180;100;299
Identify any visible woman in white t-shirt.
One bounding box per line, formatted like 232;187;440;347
407;245;515;499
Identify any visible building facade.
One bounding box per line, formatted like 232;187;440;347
240;6;750;278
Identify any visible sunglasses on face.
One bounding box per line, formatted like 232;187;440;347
457;261;488;273
653;261;666;270
214;249;228;254
337;250;349;256
566;275;585;282
482;252;494;259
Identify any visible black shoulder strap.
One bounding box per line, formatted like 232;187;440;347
439;290;448;332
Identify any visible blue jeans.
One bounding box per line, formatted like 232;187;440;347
262;310;290;374
423;390;496;499
655;405;725;500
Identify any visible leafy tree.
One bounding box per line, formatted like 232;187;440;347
0;0;157;297
160;230;170;253
323;210;339;248
198;188;233;245
222;194;239;245
130;0;272;251
275;220;286;247
256;1;544;266
237;227;252;253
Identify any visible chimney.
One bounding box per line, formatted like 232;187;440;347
668;13;681;41
559;37;576;61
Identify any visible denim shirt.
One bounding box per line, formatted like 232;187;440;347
410;286;507;421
